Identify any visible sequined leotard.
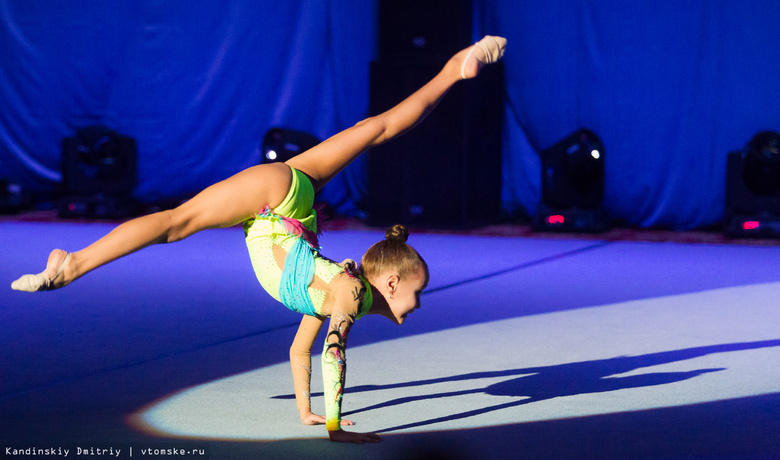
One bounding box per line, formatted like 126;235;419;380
243;165;371;430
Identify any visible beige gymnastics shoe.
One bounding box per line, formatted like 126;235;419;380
11;251;70;292
460;35;507;80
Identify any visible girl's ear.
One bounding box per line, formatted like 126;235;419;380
386;273;400;294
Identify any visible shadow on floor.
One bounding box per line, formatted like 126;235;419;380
272;339;780;434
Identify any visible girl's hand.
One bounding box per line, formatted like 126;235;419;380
329;429;382;444
300;411;354;427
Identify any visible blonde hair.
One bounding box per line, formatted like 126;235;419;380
359;224;428;283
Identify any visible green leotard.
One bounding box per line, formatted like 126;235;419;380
243;165;371;430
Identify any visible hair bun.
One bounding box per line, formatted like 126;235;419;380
385;224;409;244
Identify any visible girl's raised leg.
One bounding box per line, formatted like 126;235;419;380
12;162;293;292
286;35;506;192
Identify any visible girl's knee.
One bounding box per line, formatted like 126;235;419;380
166;209;195;243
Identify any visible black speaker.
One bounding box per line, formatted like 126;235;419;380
378;0;472;62
724;131;780;237
366;62;504;228
60;126;138;218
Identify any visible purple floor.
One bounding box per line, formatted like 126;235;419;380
2;220;780;459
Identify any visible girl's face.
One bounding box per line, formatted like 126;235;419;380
386;266;428;324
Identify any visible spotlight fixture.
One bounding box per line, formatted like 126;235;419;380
0;179;33;214
533;129;608;232
59;126;138;218
261;128;320;164
725;131;780;237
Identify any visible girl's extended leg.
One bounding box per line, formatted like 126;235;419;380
12;162;293;291
286;35;506;192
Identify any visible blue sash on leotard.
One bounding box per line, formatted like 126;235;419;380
279;237;317;316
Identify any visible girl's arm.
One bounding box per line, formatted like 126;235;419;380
289;314;328;424
322;280;381;444
289;312;358;426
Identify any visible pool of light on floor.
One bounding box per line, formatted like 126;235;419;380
130;282;780;440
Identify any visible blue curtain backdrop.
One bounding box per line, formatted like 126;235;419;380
480;0;780;228
2;1;779;228
0;0;376;216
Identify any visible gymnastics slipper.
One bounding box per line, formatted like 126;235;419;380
460;35;507;80
11;252;70;292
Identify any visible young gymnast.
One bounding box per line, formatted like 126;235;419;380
12;35;506;443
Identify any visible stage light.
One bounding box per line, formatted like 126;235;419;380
59;126;138;218
724;131;780;238
742;131;780;195
534;129;609;232
261;128;319;164
547;214;565;225
743;221;760;231
0;179;33;214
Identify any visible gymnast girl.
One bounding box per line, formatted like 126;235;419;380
12;36;506;443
